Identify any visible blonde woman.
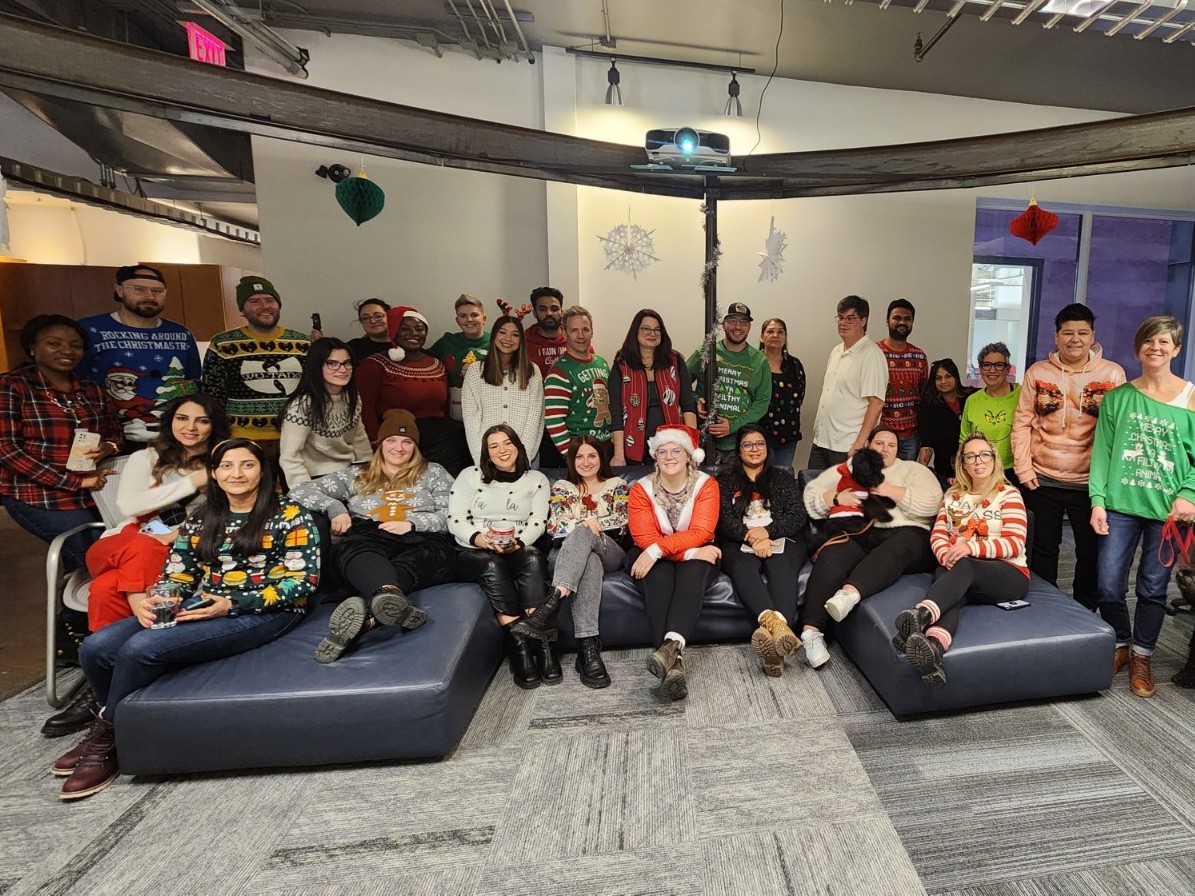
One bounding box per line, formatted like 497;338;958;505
290;409;455;663
892;432;1029;687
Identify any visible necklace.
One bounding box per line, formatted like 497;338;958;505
35;368;87;424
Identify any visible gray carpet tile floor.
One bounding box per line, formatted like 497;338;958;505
4;534;1195;895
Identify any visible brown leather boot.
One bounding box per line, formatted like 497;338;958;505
1113;646;1131;676
662;654;688;701
1129;652;1155;698
647;639;681;681
59;716;118;800
751;610;799;677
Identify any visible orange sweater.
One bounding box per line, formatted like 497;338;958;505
628;473;719;561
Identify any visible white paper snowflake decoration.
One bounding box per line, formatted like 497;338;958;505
757;216;787;283
597;221;659;279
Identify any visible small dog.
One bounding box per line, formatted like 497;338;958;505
809;450;897;562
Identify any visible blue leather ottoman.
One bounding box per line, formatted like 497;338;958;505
115;583;503;775
834;573;1116;718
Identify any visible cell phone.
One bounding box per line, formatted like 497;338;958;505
997;599;1031;611
181;596;215;611
311;312;322;331
139;516;173;536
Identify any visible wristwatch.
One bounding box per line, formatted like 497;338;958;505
226;598;241;618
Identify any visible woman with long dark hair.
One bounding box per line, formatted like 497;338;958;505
461;314;543;465
0;314;123;569
291;409;455;663
609;309;697;467
758;318;806;471
515;434;628;687
279;337;371;486
716;424;808;677
626;424;720;700
53;439;318;801
449;425;551;688
917;358;976;488
83;393;229;631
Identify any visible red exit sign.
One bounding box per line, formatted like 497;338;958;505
184;21;227;66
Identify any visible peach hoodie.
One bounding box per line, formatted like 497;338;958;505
1011;345;1126;485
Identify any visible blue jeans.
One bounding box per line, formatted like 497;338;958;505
897;434;920;462
1096;510;1172;652
769;441;798;472
80;612;302;718
1;495;100;572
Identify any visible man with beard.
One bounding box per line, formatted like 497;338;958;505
525;286;571;467
78;264;201;446
685;302;771;463
876;299;928;461
202;276;310;458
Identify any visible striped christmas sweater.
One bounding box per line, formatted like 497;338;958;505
543;352;612;453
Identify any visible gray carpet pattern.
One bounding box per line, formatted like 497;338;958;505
4;538;1195;894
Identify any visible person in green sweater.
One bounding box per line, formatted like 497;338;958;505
1089;315;1195;699
686;302;771;461
430;294;491;470
959;341;1021;484
543;306;612;457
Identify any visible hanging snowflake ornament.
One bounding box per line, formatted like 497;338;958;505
597;222;658;279
757;216;787;283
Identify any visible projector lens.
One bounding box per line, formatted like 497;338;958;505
676;128;699;155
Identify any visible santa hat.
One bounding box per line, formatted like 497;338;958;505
385;306;430;361
647;424;704;465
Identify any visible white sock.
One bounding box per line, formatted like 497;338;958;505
665;631;686;651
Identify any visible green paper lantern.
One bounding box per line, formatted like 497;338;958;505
335;173;385;226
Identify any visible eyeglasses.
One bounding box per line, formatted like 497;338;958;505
979;361;1008;371
836;314;862;324
961;451;996;464
323;360;353;371
359;313;386;323
123;285;166;298
724;316;750;325
739;441;768;451
655;447;689;459
639;326;662;335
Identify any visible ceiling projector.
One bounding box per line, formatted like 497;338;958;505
644;128;732;169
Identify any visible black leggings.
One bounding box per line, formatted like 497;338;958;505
923;557;1030;645
718;537;806;622
627;549;718;645
453;545;547;617
334;529;455;597
802;526;934;630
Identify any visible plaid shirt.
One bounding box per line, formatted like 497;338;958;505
0;365;123;510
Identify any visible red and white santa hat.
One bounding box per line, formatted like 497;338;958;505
647;424;705;465
386;305;430;361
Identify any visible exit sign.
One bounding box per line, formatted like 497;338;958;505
184;22;227;67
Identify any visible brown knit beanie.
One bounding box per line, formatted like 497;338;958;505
376;408;420;445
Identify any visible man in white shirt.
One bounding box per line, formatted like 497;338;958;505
809;295;889;470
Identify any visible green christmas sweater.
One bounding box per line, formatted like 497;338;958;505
1089;383;1195;522
959;386;1022;470
686;342;771;450
429;331;491;422
544;352;612;451
201;326;310;441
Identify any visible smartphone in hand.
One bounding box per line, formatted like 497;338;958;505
181;596;216;611
311;312;323;332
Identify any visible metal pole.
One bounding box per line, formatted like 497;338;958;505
703;177;719;461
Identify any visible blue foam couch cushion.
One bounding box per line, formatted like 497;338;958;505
115;583;503;775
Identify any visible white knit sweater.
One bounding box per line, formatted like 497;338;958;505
447;466;551;548
461;362;544;464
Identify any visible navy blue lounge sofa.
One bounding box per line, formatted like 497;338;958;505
113;466;1115;774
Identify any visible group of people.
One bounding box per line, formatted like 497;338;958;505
2;263;1194;804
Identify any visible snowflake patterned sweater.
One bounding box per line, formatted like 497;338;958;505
289;463;453;530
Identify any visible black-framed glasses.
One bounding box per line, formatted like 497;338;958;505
739;440;768;451
323;360;353;371
639;326;662;335
359;313;386;323
979;361;1008;371
961;451;996;463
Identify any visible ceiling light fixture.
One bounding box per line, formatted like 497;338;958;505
605;59;623;106
724;71;742;117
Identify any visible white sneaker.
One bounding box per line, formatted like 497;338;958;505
825;589;861;623
801;630;830;669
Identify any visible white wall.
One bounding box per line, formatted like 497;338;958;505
250;34;1195;466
